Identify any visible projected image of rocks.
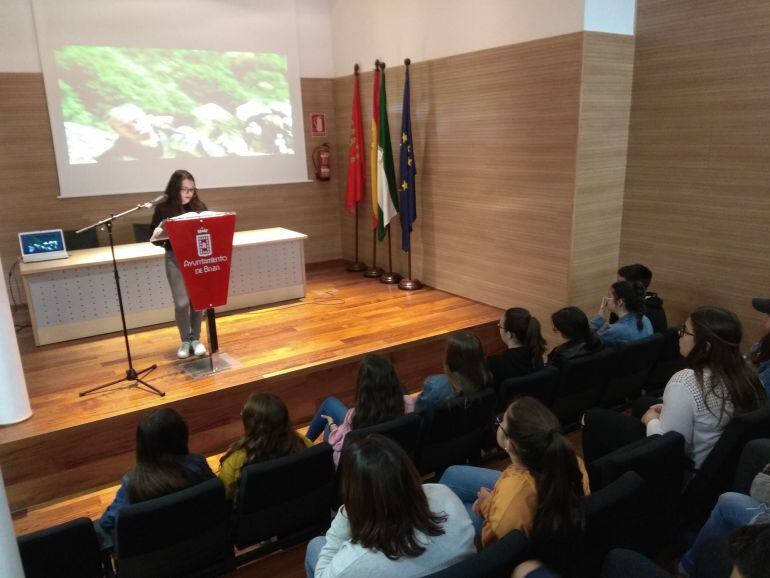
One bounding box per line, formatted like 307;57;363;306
56;46;294;164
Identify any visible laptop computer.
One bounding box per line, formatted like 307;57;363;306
18;229;69;263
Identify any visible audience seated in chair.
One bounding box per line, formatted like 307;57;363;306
305;354;415;466
305;434;475;577
590;281;653;346
439;397;589;577
97;408;215;545
616;263;668;334
583;306;767;470
749;297;770;396
547;306;604;369
417;331;493;412
218;392;308;501
487;309;545;393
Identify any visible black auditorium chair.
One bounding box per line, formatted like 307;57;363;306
588;431;685;550
644;326;688;397
114;478;235;578
680;403;770;523
497;365;560;411
601;548;673;578
732;438;770;494
343;412;423;460
64;228;99;250
423;529;531;578
17;516;105;578
584;471;647;576
552;348;617;426
132;223;154;243
418;388;496;477
232;442;335;564
601;333;665;409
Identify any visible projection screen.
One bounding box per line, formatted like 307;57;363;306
31;0;308;197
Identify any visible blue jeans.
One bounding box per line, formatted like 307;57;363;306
439;465;502;538
680;492;765;576
305;535;326;577
305;397;349;442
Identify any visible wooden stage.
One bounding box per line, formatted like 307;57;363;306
1;260;503;513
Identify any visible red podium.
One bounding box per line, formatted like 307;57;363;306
165;212;237;376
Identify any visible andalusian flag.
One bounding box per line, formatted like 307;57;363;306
369;65;380;229
399;64;416;251
376;66;399;241
344;73;365;214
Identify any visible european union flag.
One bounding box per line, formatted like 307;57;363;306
399;63;417;252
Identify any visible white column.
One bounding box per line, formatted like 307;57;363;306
0;257;32;425
0;467;24;578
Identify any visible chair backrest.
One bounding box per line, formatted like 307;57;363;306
585;471;647;576
683;403;770;519
418;388;496;476
64;228;99;250
344;412;423;459
733;438;770;494
422;529;530;578
233;443;335;551
601;548;674;578
644;327;687;397
498;366;560;410
18;516;104;578
115;478;234;578
132;223;154;243
602;333;665;406
553;348;618;424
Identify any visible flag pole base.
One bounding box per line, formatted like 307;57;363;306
398;278;422;291
364;266;384;278
380;272;402;284
346;261;367;272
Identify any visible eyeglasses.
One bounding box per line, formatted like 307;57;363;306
179;187;196;194
495;415;512;439
678;324;695;338
496;324;504;330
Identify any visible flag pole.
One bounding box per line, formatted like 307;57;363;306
364;59;384;279
398;58;421;291
381;225;401;284
347;63;367;272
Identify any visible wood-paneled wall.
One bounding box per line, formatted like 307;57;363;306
334;34;585;325
0;77;341;287
621;0;770;340
571;33;635;314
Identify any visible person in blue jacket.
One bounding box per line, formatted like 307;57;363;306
98;407;215;544
590;281;652;346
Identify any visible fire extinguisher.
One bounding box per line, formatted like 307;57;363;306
313;143;331;181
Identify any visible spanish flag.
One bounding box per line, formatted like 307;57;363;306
376;65;399;241
369;65;380;229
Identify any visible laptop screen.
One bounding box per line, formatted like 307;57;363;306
18;229;69;262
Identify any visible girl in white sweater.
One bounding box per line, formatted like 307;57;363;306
304;434;475;578
584;306;766;470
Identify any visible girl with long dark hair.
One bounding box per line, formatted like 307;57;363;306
98;408;214;538
583;306;767;469
218;393;307;501
304;354;415;466
150;169;209;359
440;397;589;575
487;309;546;392
590;281;652;345
304;435;475;577
548;306;603;368
416;331;492;411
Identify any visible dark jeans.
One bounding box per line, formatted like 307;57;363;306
582;396;660;464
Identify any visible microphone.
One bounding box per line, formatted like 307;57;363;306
141;194;168;209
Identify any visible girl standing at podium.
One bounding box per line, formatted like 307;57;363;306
151;169;208;359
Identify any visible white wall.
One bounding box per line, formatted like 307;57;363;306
585;0;636;35
329;0;585;77
0;0;335;76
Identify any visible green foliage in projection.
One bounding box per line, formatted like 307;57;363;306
55;45;290;127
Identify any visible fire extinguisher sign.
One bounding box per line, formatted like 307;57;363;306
310;113;326;137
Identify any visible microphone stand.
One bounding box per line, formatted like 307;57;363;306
78;200;164;397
